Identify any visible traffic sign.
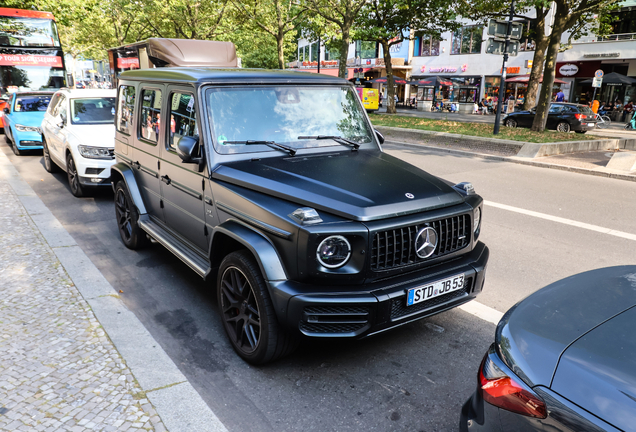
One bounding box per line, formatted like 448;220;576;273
595;69;604;79
486;39;519;56
592;77;602;88
488;20;524;40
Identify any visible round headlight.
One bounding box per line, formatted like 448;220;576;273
474;207;481;234
316;235;351;269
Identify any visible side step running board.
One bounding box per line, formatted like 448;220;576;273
139;218;209;277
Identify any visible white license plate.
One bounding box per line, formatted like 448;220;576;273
587;123;595;126
407;274;465;306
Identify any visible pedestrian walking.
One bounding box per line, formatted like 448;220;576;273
555;89;565;102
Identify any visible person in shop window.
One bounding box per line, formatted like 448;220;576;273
622;100;633;122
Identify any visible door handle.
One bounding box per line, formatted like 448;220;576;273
132;161;141;169
161;175;171;185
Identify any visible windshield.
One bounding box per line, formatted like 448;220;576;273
14;95;50;112
1;65;65;93
0;16;61;47
71;97;116;124
206;86;374;155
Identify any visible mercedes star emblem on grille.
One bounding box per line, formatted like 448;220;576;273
415;227;438;258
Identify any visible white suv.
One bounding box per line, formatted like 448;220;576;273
41;89;116;197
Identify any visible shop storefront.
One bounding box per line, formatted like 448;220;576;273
411;75;481;112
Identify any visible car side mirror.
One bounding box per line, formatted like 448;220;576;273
374;129;385;144
2;107;8;115
176;135;205;172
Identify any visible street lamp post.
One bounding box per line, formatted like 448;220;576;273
493;0;516;135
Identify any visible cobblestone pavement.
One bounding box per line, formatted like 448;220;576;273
0;179;167;432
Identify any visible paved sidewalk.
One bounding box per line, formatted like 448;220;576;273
0;179;166;431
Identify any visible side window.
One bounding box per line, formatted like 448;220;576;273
549;105;562;114
48;94;61;115
139;88;162;144
117;85;136;134
168;92;198;152
58;97;67;120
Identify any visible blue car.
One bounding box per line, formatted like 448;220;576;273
3;92;53;155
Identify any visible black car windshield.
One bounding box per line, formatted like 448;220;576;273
206;86;374;154
14;95;51;112
71;97;116;124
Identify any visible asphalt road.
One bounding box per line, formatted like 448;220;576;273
3;137;636;432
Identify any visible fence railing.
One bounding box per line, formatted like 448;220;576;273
597;33;636;42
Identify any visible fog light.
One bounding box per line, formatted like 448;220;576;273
90;178;104;183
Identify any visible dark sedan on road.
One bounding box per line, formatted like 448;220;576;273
503;102;597;133
461;266;636;432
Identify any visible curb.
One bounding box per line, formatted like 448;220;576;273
383;139;636;183
0;150;229;432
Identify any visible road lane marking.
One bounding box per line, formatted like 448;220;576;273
459;302;503;325
485;200;636;242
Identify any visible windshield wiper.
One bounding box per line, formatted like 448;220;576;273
223;140;296;156
297;135;361;150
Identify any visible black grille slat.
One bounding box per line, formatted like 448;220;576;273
300;322;366;334
371;214;471;271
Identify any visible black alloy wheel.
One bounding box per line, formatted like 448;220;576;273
42;139;59;173
218;251;298;364
66;153;84;197
114;180;148;249
504;118;517;128
556;122;571;133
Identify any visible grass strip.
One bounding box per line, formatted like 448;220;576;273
369;113;598;143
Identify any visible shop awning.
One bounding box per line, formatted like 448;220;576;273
409;76;453;87
506;74;567;84
368;76;408;85
579;72;636;86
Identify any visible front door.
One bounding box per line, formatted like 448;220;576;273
159;87;208;252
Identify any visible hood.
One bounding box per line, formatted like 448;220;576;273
551;306;636;432
213;150;464;221
496;266;636;388
68;124;116;148
9;111;46;127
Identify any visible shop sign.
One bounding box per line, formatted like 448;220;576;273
584;52;619;58
301;60;338;68
500;66;520;74
0;54;63;67
558;64;579;76
117;57;140;69
429;66;457;73
525;60;533;68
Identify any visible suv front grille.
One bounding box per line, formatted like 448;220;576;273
371;214;471;271
390;276;473;320
300;305;370;335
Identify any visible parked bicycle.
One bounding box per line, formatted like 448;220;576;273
595;112;611;129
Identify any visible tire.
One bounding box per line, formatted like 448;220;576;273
504;118;517;128
575;130;587;134
42;139;59;173
217;251;298;364
556;122;571;133
597;116;611;129
66;153;84;197
11;141;21;156
114;180;149;249
4;129;10;144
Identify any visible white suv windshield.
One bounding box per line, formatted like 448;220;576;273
71;97;116;124
206;86;374;154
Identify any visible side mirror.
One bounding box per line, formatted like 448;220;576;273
2;107;8;115
374;129;385;144
176;135;205;172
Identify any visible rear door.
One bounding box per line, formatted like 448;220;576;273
158;86;208;252
515;109;535;127
118;84;164;222
546;104;564;129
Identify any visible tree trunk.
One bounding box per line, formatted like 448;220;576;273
277;33;285;69
531;14;566;131
338;26;350;79
382;41;396;114
523;9;548;110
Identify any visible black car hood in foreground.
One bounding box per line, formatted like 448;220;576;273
213;150;464;221
497;267;636;422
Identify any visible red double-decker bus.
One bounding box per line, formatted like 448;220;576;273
0;8;66;126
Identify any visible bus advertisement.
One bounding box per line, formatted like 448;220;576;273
0;7;66;124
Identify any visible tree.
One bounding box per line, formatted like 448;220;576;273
354;0;460;114
305;0;368;78
531;0;618;131
232;0;306;69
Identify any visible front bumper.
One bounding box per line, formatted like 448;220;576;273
74;153;116;187
15;130;43;150
270;241;489;338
